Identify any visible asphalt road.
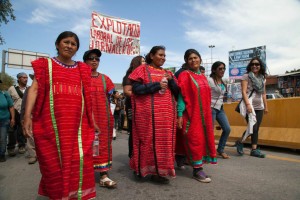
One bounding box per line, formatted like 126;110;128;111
1;132;299;200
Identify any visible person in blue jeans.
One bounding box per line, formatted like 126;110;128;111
0;80;15;162
208;61;231;159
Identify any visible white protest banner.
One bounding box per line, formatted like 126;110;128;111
89;11;141;55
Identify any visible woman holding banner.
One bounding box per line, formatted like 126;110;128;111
23;31;96;199
129;46;179;184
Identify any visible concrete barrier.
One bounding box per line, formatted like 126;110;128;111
214;97;300;149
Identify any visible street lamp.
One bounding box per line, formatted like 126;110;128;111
208;45;215;65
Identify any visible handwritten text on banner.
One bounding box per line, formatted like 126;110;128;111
89;11;141;55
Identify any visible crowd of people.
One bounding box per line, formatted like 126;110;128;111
0;31;269;199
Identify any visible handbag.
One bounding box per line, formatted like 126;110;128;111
235;90;254;113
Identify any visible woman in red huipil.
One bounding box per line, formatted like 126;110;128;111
177;49;217;183
129;46;179;184
83;48;117;188
24;31;96;200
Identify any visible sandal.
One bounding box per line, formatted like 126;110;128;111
218;152;230;159
99;177;117;188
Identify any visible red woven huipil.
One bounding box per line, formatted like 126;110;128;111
90;73;114;172
31;58;96;200
177;70;217;168
129;65;177;177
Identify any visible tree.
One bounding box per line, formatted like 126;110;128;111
0;0;16;45
0;72;15;91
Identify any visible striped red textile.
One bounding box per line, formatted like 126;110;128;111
31;58;96;200
90;73;115;172
177;70;217;168
129;65;177;177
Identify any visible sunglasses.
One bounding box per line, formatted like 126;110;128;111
218;67;226;71
87;56;100;61
250;63;260;67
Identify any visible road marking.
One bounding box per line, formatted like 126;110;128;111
266;154;300;163
225;148;300;163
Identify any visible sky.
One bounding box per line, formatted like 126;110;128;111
1;0;300;85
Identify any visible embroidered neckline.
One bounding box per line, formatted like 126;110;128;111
148;65;164;71
188;69;201;75
52;57;78;68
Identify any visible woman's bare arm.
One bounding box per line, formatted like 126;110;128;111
23;78;38;137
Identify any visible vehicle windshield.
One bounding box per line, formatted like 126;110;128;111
274;94;283;98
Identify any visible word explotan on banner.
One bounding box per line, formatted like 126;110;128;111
89;11;141;56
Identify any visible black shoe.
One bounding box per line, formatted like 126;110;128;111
133;171;142;179
0;155;6;162
18;146;26;154
175;155;186;170
150;175;170;184
236;140;244;155
7;149;16;157
113;137;116;140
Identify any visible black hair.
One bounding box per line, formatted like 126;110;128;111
124;56;144;78
200;66;205;71
145;46;165;64
113;91;118;95
184;49;201;63
181;63;188;69
210;61;227;91
246;57;267;78
55;31;80;54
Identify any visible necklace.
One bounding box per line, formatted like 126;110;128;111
148;65;163;71
53;57;77;68
188;69;201;75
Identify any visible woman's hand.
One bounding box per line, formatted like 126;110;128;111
177;117;183;129
264;107;269;114
164;73;173;81
23;117;32;138
10;119;15;128
160;78;168;89
94;123;100;133
246;104;252;113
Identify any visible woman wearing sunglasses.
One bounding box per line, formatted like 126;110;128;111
236;57;268;158
208;61;231;159
83;49;117;188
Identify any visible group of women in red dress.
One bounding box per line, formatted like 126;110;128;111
22;30;242;199
125;47;217;184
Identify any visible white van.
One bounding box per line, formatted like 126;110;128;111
266;93;283;99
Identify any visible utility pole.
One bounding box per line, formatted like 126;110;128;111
208;45;215;65
1;50;7;79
